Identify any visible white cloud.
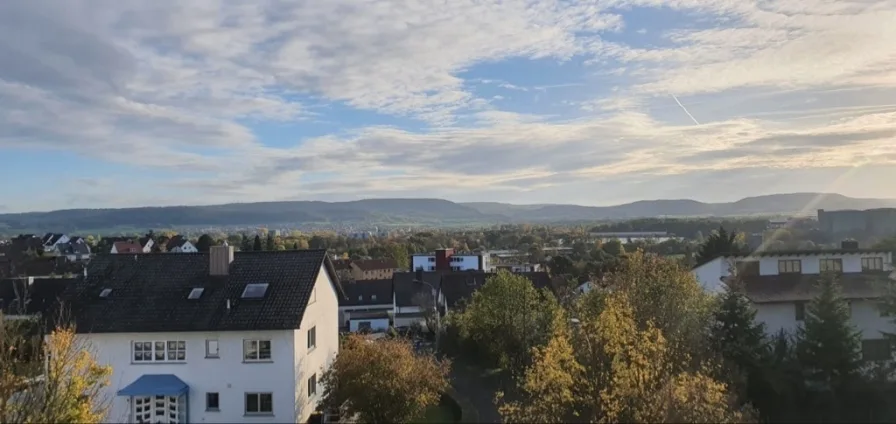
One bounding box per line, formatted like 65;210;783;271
2;0;896;211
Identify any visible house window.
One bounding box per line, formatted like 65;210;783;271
862;257;884;271
820;259;843;273
188;288;205;300
132;340;186;362
795;302;806;321
241;283;269;299
734;261;760;276
778;260;802;274
307;327;316;350
308;374;317;397
206;340;219;358
371;294;377;302
428;257;435;262
243;340;272;361
206;392;220;411
879;302;893;317
358;321;372;331
862;339;892;362
245;393;273;415
99;288;112;298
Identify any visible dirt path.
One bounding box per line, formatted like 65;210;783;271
449;363;502;423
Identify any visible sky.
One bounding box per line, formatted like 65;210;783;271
2;0;896;213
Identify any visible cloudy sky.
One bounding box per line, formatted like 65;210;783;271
2;0;896;213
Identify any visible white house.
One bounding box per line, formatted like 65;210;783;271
65;246;343;424
693;243;896;362
338;279;393;332
411;248;488;272
166;236;198;253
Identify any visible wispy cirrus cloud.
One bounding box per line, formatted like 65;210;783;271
1;0;896;212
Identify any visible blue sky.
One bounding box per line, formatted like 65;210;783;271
2;0;896;213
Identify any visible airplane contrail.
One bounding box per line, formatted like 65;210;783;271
671;94;700;125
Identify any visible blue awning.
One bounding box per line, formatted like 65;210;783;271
117;374;189;397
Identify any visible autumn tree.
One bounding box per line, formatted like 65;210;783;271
319;334;450;423
454;270;560;375
0;316;112;423
601;251;716;368
498;290;750;423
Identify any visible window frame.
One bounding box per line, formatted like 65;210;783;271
244;392;274;415
778;259;802;274
308;374;317;397
243;339;273;362
862;339;893;362
862;257;884;271
131;340;187;363
206;392;220;411
307;327;316;350
819;258;843;273
205;339;220;359
795;302;806;321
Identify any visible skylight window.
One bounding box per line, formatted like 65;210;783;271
241;283;269;299
188;288;205;300
99;288;112;298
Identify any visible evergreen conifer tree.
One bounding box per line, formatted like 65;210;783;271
796;272;862;393
253;235;263;251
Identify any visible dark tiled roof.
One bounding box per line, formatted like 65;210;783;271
64;250;343;333
354;259;398;271
7;257;84;277
340;279;393;306
0;278;72;316
42;233;65;245
393;271;443;307
350;310;390;320
743;272;892;303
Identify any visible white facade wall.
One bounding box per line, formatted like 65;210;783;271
85;329;298;424
756;300;891;340
293;267;340;423
339;304;393;327
693;252;895;291
171;242;199;253
410;255;485;271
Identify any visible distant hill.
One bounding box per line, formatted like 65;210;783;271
462;193;896;221
2;193;896;233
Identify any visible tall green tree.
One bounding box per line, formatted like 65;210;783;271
195;234;214;252
696;226;746;266
711;275;771;414
265;232;275;251
239;233;252;252
454;270;560;375
796;273;862;395
252;235;263;251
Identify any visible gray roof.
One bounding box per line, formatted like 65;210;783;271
64;250;343;333
744;272;892;303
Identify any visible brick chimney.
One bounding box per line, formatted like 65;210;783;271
434;248;454;272
210;245;234;276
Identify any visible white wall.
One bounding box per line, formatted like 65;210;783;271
339;304;392;327
349;318;390;332
693;253;895;290
411;256;436;271
293;265;341;424
83;329;298;424
756;300;891;340
411;255;484;271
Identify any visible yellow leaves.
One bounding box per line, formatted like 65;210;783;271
321;334;450;423
0;321;111;424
